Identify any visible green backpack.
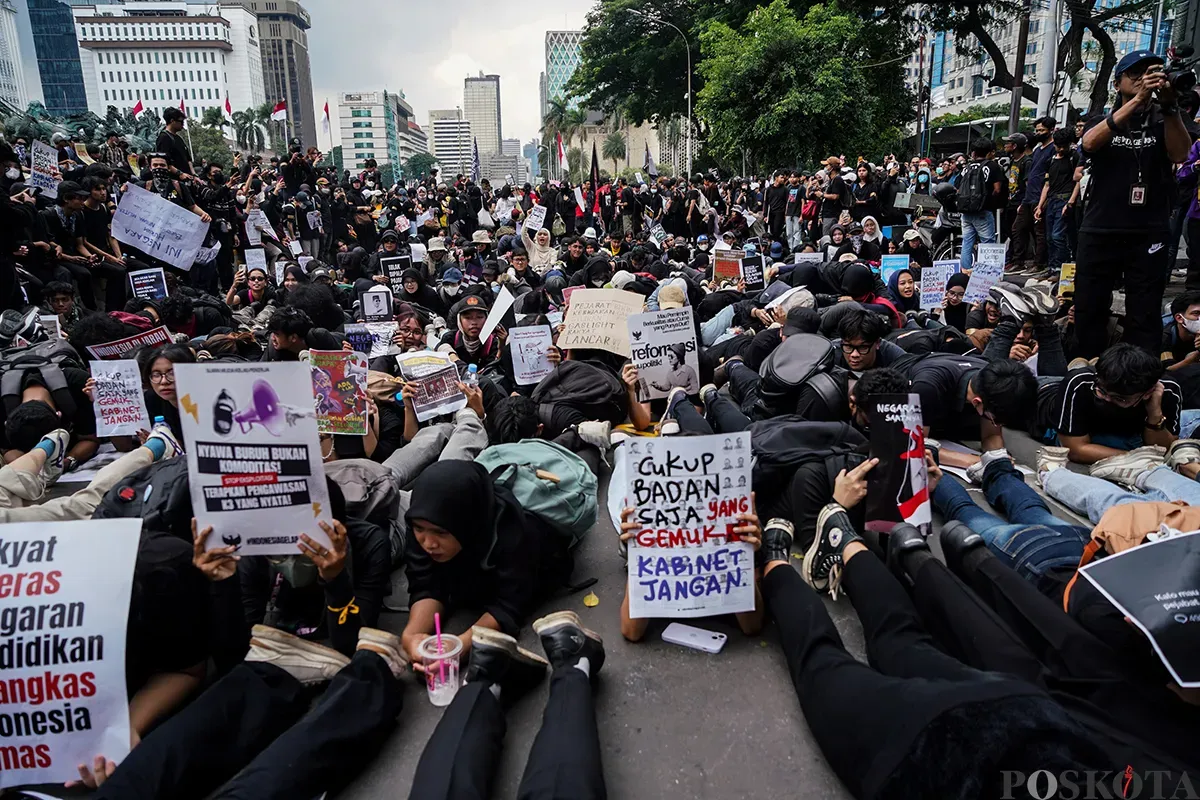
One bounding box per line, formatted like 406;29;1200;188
475;439;598;549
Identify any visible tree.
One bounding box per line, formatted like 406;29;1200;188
602;131;627;175
186;124;233;170
201;107;226;130
405;152;438;180
567;147;583;183
231;108;266;152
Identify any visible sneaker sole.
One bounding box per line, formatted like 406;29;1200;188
357;627;408;665
804;506;841;590
532;611;603;645
249;625;350;668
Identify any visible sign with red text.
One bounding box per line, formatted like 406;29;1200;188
625;432;754;618
0;519;139;787
91;359;151;437
85;326;173;361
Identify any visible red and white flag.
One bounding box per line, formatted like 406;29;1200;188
321;100;330;135
556;133;567;170
224;94;233;120
179;98;187;121
270;101;287;122
130;99;144;117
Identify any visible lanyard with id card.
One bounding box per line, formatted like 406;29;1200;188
1130;131;1147;207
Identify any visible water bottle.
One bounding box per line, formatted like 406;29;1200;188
153;415;165;428
465;364;478;388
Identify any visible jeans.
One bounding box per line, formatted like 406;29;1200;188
0;447;152;520
384;408;487;487
785;215;803;250
959;210;997;272
1042;465;1200;524
1045;196;1070;275
1074;230;1168;358
700;305;736;347
1182;408;1200;439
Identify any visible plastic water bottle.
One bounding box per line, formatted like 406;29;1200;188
465;364;478;388
153;415;165;428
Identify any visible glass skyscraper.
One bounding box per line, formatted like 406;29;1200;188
28;0;87;115
544;30;582;111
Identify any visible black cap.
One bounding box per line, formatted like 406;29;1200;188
782;306;814;337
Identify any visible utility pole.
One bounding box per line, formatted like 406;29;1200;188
1036;0;1060;119
1010;0;1033;134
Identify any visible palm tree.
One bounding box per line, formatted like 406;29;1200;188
602;131;627;177
562;108;587;152
231;108;266;152
541;97;569;144
567;147;582;183
201;107;226;130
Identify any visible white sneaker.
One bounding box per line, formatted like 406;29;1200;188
965;459;985;485
658;387;687;436
576;420;612;450
1088;446;1166;489
1036;446;1070;488
356;627;408;678
146;422;184;459
1165;439;1200;470
246;625;350;684
37;428;70;485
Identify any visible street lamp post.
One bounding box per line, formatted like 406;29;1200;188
632;9;691;177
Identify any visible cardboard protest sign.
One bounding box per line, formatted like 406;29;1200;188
175;362;332;556
1058;262;1076;299
880;254;910;284
111;185;208;271
395;351;467;422
128;267;168;301
626;432;755;618
510;325;555;386
557;288;645;357
524;204;547;233
713;249;743;282
628;307;699;401
91;359;151;437
740;255;765;292
794;252;824;266
866;393;930;534
86;326;173;360
965;243;1007;304
309;350;368;436
479;286;514;342
0;519;140;788
359;286;393;323
379;255;411;287
1081;531;1200;687
39;315;61;340
921;260;958;311
28;140;61;199
649;224;669;247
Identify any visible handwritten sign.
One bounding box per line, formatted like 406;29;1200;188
921;260;958;311
628;307;699;401
111;184;208;271
524;204;547;233
395;351;466;422
880;254;910;284
91;359;151;437
0;519;140;788
28;140;61;199
309;350;368;436
86;326;173;360
510;325;555;385
625;432;755;618
557;288;645;357
965;243;1007;304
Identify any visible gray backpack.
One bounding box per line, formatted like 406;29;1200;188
325;459;405;567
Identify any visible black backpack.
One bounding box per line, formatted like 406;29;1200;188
0;339;85;418
532;360;625;428
755;334;835;419
749;417;867;498
956;162;988;214
92;458;194;541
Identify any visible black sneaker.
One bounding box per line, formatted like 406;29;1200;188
713;355;743;390
463;627;548;702
886;523;930;586
802;504;863;599
532;610;605;677
758;517;794;567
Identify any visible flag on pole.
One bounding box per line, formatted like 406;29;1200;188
224;94;233;120
270;101;287;122
589;141;601;213
556;133;567;171
321;101;330;135
471;137;480;183
644;141;658;178
130;99;144;117
179;98;186;116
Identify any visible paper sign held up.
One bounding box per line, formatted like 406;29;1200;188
557;288;645;357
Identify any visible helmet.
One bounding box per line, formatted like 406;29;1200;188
932;182;958;212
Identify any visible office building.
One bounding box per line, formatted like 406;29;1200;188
339;89;428;184
463;72;500;155
429;108;471;177
28;0;87;115
0;0;27;108
544;30;582;110
71;1;265;121
523;139;539;179
229;0;314;146
538;70;547;126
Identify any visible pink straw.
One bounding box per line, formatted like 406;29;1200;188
434;612;445;685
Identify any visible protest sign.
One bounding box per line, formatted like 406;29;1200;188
880;254;910;284
175;362;332;556
380;255;411;287
243;248;268;282
1058;262;1076;299
288;240;302;256
1081;531;1200;687
740;255;765;292
39;315;61;340
309;350;368;436
111;185;207;271
713;250;743;282
562;286;583;306
794;252;824;266
626;432;755;618
635;171;645;185
547;310;563;328
359;286;393;323
345;323;373;356
129;267;168;301
866;393;930;534
557;288;645;357
649;224;669;247
28;140;60;199
91;359;150;437
628;307;699;401
965;243;1006;304
921;261;958;311
245;209;277;246
298;256;313;271
306;210;323;232
524;204;547;233
510;325;555;385
0;519;140;788
86;326;173;360
479;286;514;342
395;351;467;422
194;241;221;266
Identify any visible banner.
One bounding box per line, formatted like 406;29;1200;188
359;286;393;323
128;267;168;301
965;243;1007;304
524;204;547;233
625;432;755;618
510;325;555;386
557;289;645;357
111;185;208;271
920;261;958;311
86;326;173;360
91;359;151;437
28;140;60;199
379;255;411;288
866;393;930;533
793;252;823;266
175;362;332;556
739;254;765;293
0;519;140;788
628;307;699;401
880;254;910;284
309;350;368;436
395;351;466;422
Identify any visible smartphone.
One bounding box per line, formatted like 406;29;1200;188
662;623;728;654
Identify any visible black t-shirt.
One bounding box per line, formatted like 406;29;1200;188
979;159;1007;210
893;353;985;439
144;391;183;441
1046;151;1080;198
822;175;847;219
764;184;788;215
1049;367;1181;438
1080;110;1173;232
82;203;114;253
154;130;192;175
1161;321;1197;366
785;184;804;216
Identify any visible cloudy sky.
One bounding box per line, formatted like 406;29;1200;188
14;0;593;151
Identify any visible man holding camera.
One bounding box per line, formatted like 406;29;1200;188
1076;50;1191;358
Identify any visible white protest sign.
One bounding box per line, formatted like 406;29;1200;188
793;252;823;266
480;286;514;342
175;362;332;556
288;240;302;256
0;519;139;788
194;240;221;266
880;254;910;284
921;261;958;310
416;209;434;227
244;247;268;280
306;210;323;232
28;140;61;199
510;325;555;386
524;204;547;233
395;351;467;422
626;432;755;618
39;315;61;340
91;359;151;437
628;307;699;401
557;288;646;357
245;209;277;246
635;171;645;185
111;184;208;271
965;243;1007;304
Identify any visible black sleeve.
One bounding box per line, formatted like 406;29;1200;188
370;403;406;464
1053;369;1095;437
483;512;540;636
237;554;272;627
322;520;391;655
1161;378;1183;435
743;327;783;371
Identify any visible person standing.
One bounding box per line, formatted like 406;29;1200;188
1001;133;1032;271
820;157;848;236
155;107;194;177
763;171;789;245
784;171;805;249
956;139;1005;272
1018;116;1058;276
1076;50;1190;357
1035;130;1081;279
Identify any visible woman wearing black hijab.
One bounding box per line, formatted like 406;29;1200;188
941;272;970;331
399;461;572;663
397;267;446;317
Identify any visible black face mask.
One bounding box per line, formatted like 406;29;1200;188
211;172;223;184
152;167;171;181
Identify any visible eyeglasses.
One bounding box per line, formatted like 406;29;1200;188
248;275;266;282
1094;386;1146;408
398;325;423;336
841;342;876;355
149;371;175;384
947;289;966;299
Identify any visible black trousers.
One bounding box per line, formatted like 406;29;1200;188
1073;229;1168;358
981;317;1068;377
94;652;402;800
725;361;761;417
57;258;97;310
672;389;751;435
409;667;606;800
1186;216;1200;292
1006;204;1032;265
91;259;128;312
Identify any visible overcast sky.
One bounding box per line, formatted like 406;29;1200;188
13;0;593;152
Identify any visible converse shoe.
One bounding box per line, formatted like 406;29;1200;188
356;628;408;678
713;356;743;390
1165;439;1200;470
699;384;718;412
1036;446;1070;488
464;626;548;701
802;504;863;600
1088;445;1167;488
146;422;184;460
533;610;605;677
759;517;795;567
989;282;1036;321
965;459;985;485
246;624;350;684
36;428;70;484
576;420;612;451
658;387;688;436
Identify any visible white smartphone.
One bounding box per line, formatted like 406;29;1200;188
662;623;728;654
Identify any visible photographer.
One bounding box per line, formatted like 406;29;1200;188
1076;49;1190;358
282;142;316;198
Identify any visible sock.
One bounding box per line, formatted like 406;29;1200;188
573;657;590;677
979;448;1010;470
488;683;501;700
144;437;167;461
34;438;57;459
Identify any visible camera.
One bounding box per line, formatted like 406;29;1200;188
1167;45;1200;94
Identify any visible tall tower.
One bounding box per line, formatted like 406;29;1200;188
544;30;583;110
28;0;86;115
462;72;501;156
0;0;27;109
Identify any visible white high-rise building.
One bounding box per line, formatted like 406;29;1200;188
71;1;265;122
338;89;429;184
0;0;26;109
429;108;471;177
463;72;500;156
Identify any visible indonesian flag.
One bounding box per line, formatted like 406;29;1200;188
271;101;287;122
179;98;187;121
224;94;233;120
130;99;144;117
320;100;330;135
556;133;567;170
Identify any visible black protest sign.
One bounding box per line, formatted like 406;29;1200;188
380;255;411;288
866;393;931;534
128;267;168;300
740;255;765;292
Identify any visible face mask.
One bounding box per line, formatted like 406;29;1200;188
4;168;19;180
268;555;319;588
320;187;330;195
698;244;709;252
443;284;460;296
591;279;606;288
211;173;223;184
935;167;944;176
918;174;929;184
236;194;247;204
152;167;171;181
1183;318;1200;334
909;171;916;179
491;282;500;294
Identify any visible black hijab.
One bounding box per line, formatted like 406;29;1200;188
942;272;970;331
406;461;497;558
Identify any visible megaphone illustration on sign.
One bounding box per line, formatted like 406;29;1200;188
209;379;315;437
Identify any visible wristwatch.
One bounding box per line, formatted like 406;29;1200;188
1145;416;1166;431
1104;112;1126;134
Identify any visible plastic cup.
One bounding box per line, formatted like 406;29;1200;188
418;633;462;707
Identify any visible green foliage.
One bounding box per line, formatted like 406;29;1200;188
404;152;438;180
201;107;226;130
231;107;267;153
601;131;627;174
185;124;232;170
929;102;1034;127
